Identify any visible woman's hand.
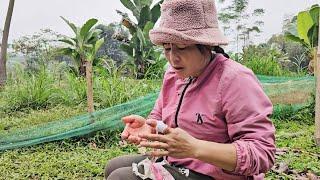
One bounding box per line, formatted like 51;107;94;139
121;115;156;144
138;122;199;159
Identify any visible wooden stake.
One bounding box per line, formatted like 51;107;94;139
85;60;95;123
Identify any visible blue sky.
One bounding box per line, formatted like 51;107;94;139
0;0;318;47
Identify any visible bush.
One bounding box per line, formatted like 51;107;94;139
0;63;162;114
1;67;60;113
241;45;298;76
272;92;315;125
244;56;284;76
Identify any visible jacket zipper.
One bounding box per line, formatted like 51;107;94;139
174;77;193;127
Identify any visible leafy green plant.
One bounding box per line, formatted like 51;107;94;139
93;75;161;109
95;58;128;78
59;18;104;77
267;34;310;73
0;63;162;115
58;73;87;106
284;4;319;73
143;48;167;79
116;0;163;79
285;4;319;49
59;17;104;116
242;45;293;76
244;56;285;76
0;68;59;113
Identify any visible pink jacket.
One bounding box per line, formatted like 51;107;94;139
148;54;276;180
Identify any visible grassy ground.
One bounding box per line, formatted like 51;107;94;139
0;69;317;178
266;120;320;179
0;105;86;133
0;105;319;179
0;133;133;179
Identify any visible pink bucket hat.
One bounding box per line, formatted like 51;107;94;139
149;0;228;46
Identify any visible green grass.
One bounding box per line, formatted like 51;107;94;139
275;121;320;169
0;68;162;115
0;105;86;133
265;120;320;179
0;104;319;178
0;133;137;179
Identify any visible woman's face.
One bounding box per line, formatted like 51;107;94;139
163;43;210;78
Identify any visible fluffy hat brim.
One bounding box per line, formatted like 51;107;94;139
149;27;228;46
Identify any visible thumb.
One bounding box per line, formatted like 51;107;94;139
145;119;157;128
162;126;173;134
122;115;145;128
122;116;134;124
146;119;157;134
121;125;130;140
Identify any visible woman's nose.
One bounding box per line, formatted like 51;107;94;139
169;48;180;61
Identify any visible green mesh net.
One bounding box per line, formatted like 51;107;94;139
0;75;315;151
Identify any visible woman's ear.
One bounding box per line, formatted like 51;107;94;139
204;46;213;59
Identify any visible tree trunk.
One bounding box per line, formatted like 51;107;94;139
0;0;15;88
85;60;94;123
136;55;145;79
79;59;86;77
315;16;320;146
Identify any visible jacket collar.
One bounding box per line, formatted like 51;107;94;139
192;53;228;85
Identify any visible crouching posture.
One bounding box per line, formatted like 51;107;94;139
105;0;275;179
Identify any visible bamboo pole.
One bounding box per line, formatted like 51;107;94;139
315;16;320;146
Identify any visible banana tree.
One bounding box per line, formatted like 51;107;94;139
116;0;163;79
285;4;320;146
285;4;319;74
59;17;104;120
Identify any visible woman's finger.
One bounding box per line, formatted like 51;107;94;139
145;119;157;128
145;119;157;134
121;125;129;140
146;150;170;157
122;115;145;128
162;126;173;135
139;141;170;149
139;133;171;143
128;135;141;144
122;116;133;123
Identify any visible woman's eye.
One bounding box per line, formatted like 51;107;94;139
178;47;186;50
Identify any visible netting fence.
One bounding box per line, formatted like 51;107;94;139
0;75;315;151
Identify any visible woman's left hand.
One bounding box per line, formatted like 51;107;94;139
138;123;199;159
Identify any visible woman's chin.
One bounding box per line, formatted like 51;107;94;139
174;69;191;79
176;73;188;79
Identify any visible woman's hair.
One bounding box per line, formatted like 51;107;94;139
196;44;230;59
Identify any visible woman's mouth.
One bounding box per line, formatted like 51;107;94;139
173;66;184;71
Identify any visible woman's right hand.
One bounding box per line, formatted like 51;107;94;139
121;115;156;144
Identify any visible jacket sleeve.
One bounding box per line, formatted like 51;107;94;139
220;70;276;176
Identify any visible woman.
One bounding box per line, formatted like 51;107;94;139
105;0;275;179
